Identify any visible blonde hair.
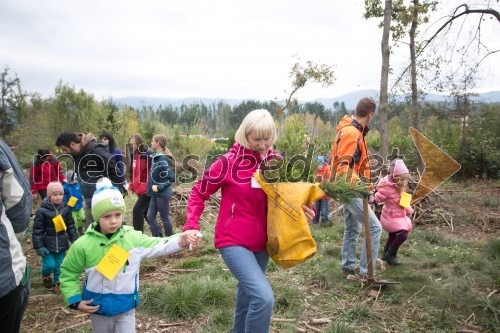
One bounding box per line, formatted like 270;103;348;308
234;109;277;149
392;173;410;194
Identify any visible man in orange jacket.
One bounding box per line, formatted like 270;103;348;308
331;97;382;279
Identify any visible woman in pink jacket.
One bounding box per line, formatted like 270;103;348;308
183;109;316;333
374;159;413;266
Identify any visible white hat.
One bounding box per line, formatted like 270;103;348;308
91;178;126;221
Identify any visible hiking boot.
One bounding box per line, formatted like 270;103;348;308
381;244;389;261
42;275;52;289
385;247;401;266
52;282;60;294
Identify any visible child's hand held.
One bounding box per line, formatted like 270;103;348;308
189;232;203;250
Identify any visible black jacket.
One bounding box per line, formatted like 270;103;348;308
75;140;125;198
32;200;78;253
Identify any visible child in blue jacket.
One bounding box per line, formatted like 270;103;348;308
63;170;85;235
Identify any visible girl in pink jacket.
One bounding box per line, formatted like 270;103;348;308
374;159;413;265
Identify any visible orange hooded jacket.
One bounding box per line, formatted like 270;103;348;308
331;115;371;183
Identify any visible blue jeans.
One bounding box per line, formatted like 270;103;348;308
41;251;66;283
341;198;382;276
146;193;173;237
219;246;274;333
313;198;329;223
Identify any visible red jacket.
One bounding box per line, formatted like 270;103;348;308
315;163;331;199
30;157;64;192
183;143;278;252
128;150;150;196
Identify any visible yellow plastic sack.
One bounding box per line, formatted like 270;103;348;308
254;172;326;269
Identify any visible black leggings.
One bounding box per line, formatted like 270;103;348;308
132;194;151;232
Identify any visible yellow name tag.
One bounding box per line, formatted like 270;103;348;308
52;214;67;232
399;192;412;209
96;244;131;280
67;196;78;207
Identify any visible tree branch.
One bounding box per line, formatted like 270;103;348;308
392;5;500;90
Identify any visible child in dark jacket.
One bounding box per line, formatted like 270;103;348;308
33;181;78;293
63;170;86;236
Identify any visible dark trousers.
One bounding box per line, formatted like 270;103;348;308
0;282;30;333
133;194;151;232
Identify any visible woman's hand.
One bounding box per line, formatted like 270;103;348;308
303;204;316;223
152;185;158;192
78;299;100;313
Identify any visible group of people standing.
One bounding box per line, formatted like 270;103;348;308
1;97;414;333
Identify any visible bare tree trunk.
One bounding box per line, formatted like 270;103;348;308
410;0;424;171
379;0;392;162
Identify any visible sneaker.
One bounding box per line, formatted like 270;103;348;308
52;282;60;294
42;275;52;289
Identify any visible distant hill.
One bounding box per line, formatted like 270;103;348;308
116;96;242;109
116;90;500;110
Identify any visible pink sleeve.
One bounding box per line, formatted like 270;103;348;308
183;159;227;231
374;185;389;202
405;206;414;215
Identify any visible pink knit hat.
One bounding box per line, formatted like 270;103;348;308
389;159;409;177
46;181;63;198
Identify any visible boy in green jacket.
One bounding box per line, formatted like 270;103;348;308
60;178;200;333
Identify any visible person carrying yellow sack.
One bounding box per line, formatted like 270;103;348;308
183;109;316;333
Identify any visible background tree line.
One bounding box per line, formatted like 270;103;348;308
1;67;498;178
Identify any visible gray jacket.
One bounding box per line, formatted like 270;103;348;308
0;139;32;298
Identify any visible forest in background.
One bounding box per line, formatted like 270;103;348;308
0;67;499;179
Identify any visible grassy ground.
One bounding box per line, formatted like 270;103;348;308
20;180;499;332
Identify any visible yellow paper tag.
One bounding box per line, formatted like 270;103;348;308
96;244;131;280
67;196;78;207
400;192;412;209
52;214;67;232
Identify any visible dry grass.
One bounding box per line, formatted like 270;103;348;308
20;180;500;332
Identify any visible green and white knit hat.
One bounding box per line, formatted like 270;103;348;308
91;178;126;221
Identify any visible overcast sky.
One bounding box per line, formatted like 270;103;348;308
1;0;498;101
